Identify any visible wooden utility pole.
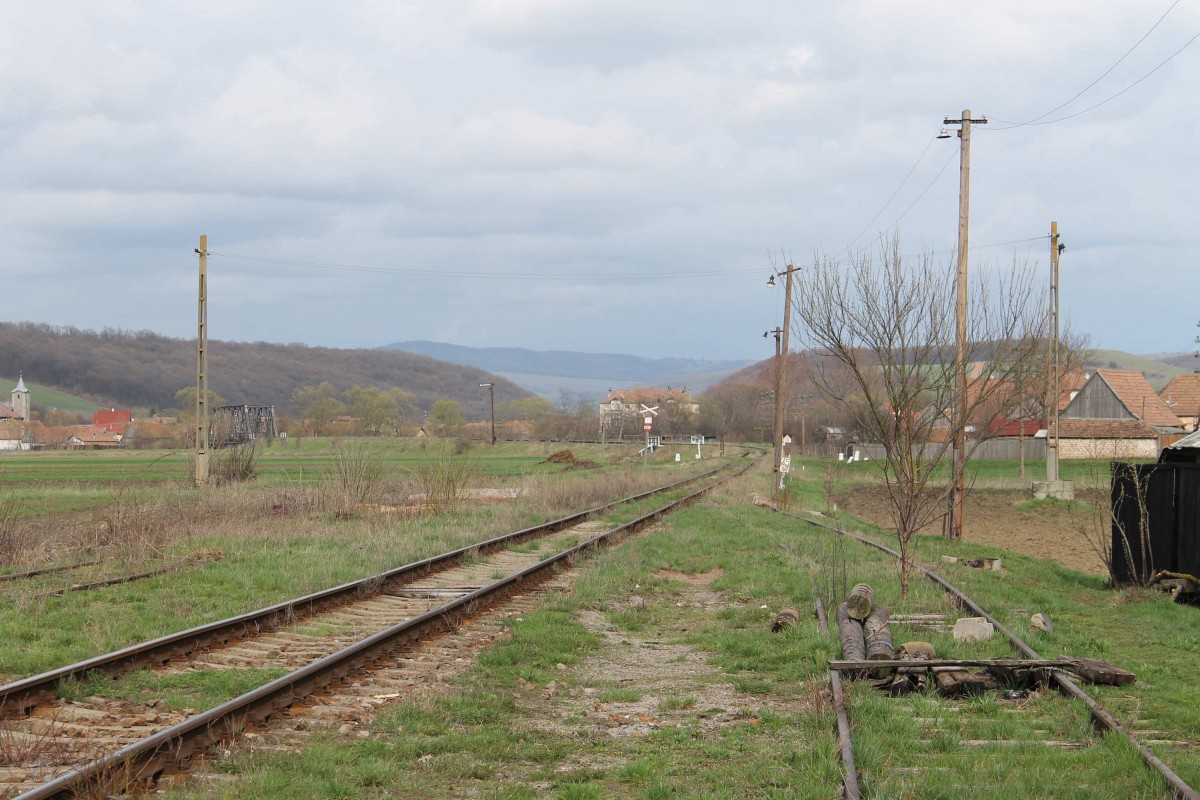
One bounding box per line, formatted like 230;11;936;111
195;235;209;487
944;109;986;540
1047;221;1061;482
772;265;796;497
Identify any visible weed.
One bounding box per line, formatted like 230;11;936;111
408;444;478;511
0;709;73;767
323;441;387;518
211;442;259;484
658;695;697;712
599;687;643;703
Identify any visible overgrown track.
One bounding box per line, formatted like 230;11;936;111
785;510;1199;800
2;458;752;799
0;460;735;719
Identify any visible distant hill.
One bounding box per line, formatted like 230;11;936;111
381;341;749;399
0;322;530;414
708;347;1192;394
1140;351;1199;372
1084;349;1189;390
0;375;100;414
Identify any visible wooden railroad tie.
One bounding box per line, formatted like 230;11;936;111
829;656;1135;687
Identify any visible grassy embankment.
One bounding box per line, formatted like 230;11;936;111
141;454;1198;799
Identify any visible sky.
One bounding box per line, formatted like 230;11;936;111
2;1;1198;362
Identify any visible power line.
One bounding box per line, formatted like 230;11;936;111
992;30;1199;129
834;131;941;257
213;232;1049;288
890;148;957;229
206;251;763;281
993;0;1181;129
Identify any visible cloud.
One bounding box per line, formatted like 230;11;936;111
0;1;1197;362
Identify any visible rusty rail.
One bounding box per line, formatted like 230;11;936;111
815;598;862;800
11;460;752;799
1;460;739;718
783;509;1199;800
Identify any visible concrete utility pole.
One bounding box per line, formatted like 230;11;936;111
480;383;496;445
765;326;782;493
944;109;986;540
1047;221;1062;482
768;266;796;496
195;235;210;487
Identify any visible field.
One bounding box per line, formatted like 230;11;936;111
0;442;1195;798
0;375;101;414
0;439;664;518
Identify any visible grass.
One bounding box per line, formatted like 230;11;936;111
5;447;1196;798
0;439;694;518
0;453;720;678
60;667;289;711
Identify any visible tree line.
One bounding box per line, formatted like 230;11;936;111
0;322;530;415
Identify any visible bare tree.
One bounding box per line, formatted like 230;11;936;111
797;236;1046;600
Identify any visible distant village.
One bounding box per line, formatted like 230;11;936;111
2;368;1198;459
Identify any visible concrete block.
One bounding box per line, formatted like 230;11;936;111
952;616;995;643
1032;480;1075;501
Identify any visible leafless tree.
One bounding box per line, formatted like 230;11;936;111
796;236;1046;600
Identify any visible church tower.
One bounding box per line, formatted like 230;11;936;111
11;375;30;422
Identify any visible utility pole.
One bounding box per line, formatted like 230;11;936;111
480;383;496;445
770;264;798;498
943;109;986;540
195;235;209;487
1047;221;1062;482
765;327;782;493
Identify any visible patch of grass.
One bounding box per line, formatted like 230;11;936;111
59;668;289;711
658;695;696;712
599;686;643;703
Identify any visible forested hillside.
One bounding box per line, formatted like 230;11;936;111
0;322;530;413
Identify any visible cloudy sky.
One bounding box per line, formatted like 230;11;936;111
2;1;1197;361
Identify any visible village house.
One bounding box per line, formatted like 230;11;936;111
1159;374;1200;431
599;387;699;439
1057;369;1185;458
92;408;133;434
62;424;124;449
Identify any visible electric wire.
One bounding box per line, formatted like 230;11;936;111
889;148;958;229
833;131;940;257
207;251;764;280
991;29;1199;129
993;0;1181;129
211;233;1047;286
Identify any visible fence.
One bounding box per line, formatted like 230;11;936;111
853;437;1046;462
1110;461;1200;584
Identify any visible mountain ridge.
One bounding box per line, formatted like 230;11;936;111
381;340;750;398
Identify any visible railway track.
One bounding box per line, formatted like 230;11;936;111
786;510;1199;800
0;458;751;799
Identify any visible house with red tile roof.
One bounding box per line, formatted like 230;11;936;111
1159;374;1200;432
1058;369;1185;458
0;419;32;451
62;424;124;449
92;409;133;433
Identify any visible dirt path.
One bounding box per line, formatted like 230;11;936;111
837;484;1107;575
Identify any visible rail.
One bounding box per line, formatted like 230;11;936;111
780;509;1199;800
